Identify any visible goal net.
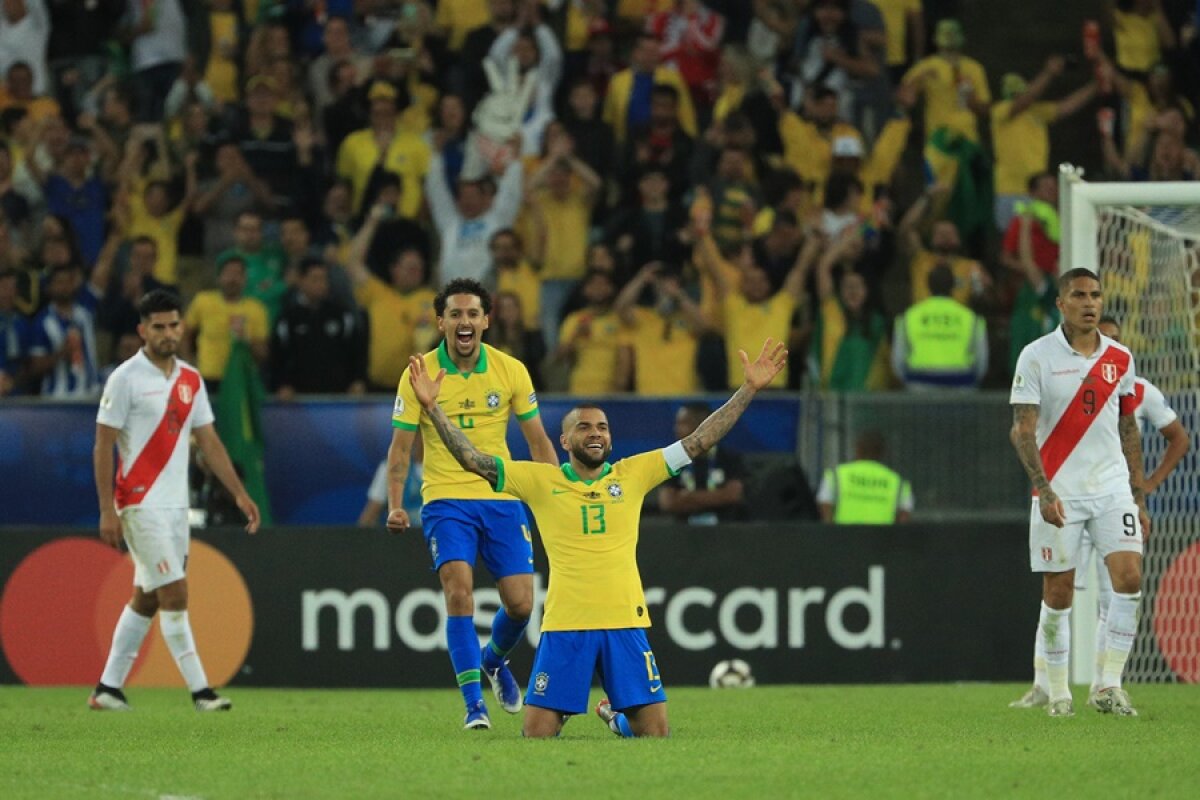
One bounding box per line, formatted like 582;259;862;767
1060;165;1200;684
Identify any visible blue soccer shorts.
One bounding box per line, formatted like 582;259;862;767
525;628;666;715
420;499;534;579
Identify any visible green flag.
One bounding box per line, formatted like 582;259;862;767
214;340;273;524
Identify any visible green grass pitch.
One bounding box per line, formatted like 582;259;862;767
1;684;1198;799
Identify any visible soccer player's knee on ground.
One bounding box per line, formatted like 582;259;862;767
522;708;565;738
629;705;669;737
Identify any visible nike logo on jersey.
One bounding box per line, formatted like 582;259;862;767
551;488;572;495
650;684;662;693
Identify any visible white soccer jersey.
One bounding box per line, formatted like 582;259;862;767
1010;327;1137;500
97;350;214;511
1133;377;1178;433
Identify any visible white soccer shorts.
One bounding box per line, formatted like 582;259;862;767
1028;494;1143;573
119;507;190;591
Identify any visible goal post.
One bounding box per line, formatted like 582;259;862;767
1059;164;1200;685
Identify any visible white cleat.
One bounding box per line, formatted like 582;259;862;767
1091;687;1138;717
1046;698;1075;718
1009;685;1049;709
88;690;131;711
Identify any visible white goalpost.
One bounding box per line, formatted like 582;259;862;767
1060;164;1200;685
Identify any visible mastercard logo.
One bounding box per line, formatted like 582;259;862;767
0;537;253;687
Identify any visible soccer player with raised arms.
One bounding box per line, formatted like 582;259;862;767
387;278;558;729
407;337;787;738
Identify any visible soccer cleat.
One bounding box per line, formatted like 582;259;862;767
1086;688;1104;710
463;700;491;730
193;688;232;712
1009;685;1049;709
1091;687;1138;717
482;653;523;714
1046;698;1075;718
88;686;131;711
595;697;622;736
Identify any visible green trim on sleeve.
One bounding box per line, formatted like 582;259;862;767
516;407;540;421
493;456;507;493
392;420;419;431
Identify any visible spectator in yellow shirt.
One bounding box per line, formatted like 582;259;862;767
900;19;989;144
122;155;197;287
184;256;269;389
898;185;990;306
554;269;628;395
991;57;1098;231
602;33;697;144
696;231;806;390
526;133;602;350
491;228;541;332
335;81;432;217
344;201;438;392
874;0;925;82
436;0;493;52
614;262;704;396
778;85;865;193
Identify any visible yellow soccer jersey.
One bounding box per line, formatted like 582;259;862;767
495;452;676;631
393;342;539;502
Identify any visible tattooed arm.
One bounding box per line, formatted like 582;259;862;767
1119;413;1152;538
425;402;501;489
682;339;789;459
1010;403;1066;527
407;355;500;489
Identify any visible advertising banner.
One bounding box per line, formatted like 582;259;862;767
0;396;801;525
0;523;1043;687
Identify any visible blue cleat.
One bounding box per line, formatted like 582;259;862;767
482;652;523;714
463;700;491;730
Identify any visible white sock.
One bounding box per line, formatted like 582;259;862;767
99;606;153;689
1094;587;1108;695
160;610;210;693
1039;602;1072;702
1101;591;1141;690
1032;622;1049;694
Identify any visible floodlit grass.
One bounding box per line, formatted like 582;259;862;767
0;684;1197;799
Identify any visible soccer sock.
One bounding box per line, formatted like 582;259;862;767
99;606;153;689
608;712;636;738
1038;602;1071;702
481;608;528;671
1032;621;1049;695
160;610;210;693
446;615;483;708
1101;591;1141;690
1091;591;1113;693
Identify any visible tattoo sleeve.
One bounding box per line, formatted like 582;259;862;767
1011;404;1055;499
427;403;499;488
1118;413;1147;504
682;384;755;459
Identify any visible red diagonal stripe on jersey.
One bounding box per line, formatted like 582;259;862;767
1040;346;1131;483
115;369;201;509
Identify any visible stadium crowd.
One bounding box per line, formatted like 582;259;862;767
1;0;1198;402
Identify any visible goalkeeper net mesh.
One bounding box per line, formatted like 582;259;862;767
1096;204;1200;683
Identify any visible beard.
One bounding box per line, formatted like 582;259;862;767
571;441;611;469
149;340;178;358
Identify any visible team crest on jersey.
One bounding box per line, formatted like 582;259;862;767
533;672;550;694
1101;363;1119;384
486;391;501;409
607;483;623;499
177;382;193;404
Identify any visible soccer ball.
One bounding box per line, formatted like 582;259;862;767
708;658;755;689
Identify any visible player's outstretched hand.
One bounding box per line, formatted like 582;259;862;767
386;508;410;534
408;355;446;410
99;508;123;549
237;493;261;534
740;338;788;391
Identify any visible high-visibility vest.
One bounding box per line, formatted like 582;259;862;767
830;461;904;524
904;296;978;374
